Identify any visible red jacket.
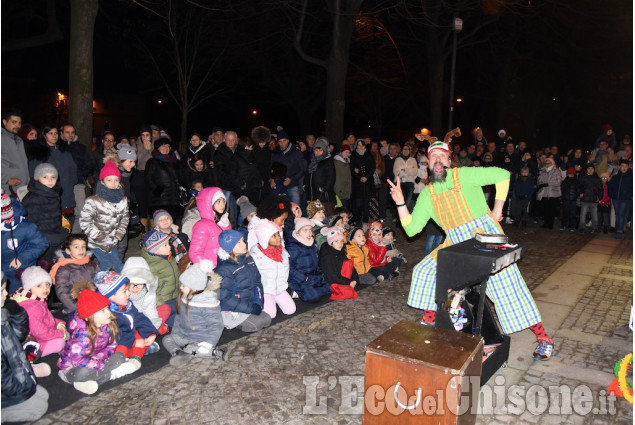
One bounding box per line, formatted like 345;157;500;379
366;238;388;268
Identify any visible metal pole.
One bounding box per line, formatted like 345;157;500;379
448;28;458;132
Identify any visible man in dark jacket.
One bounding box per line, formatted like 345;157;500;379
560;168;579;231
61;123;93;232
269;127;306;206
304;137;336;205
608;160;633;238
1;275;49;422
213;130;240;226
349;139;376;225
578;163;603;234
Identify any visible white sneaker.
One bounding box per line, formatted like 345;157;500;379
32;362;51;378
505;217;513;224
73;380;99;395
127;357;142;372
377;275;385;282
110;362;137;380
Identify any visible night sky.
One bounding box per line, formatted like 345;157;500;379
1;0;632;151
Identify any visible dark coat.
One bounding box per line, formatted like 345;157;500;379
26;140;78;210
349;150;376;199
21;179;67;247
270;145;306;188
251;144;272;183
216;253;264;315
512;175;535;200
144;156;180;207
577;173;603;203
65;140;93;183
608;168;633;200
229;148;264;198
318;242;359;286
305;156;336;203
52;250;100;313
213;143;236;191
112;302;158;348
560;176;579;202
181;165;215;189
182;142;213;166
1;305;37;408
285;235;331;302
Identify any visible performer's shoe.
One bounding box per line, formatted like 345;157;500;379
533;337;553;361
415;316;435;326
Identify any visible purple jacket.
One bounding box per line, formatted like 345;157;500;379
57;312;116;370
189;187;232;266
13;292;65;343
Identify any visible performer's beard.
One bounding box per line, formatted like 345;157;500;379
429;161;448;182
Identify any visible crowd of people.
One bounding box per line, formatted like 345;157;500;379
1;105;632;422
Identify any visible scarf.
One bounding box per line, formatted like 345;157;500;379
49;255;90;285
96;181;124;204
292;231;314;247
189;142;207;155
334;154;350;164
12;288;47;303
308;152;329;173
217;212;230;228
110;299;132;314
129;286;149;303
259;245;283;263
152;149;177;163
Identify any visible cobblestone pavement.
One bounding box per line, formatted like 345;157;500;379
31;223;632;425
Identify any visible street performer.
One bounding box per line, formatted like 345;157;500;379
388;139;553;361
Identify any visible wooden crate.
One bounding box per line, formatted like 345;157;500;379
363;321;483;425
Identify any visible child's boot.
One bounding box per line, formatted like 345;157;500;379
73;380;99;395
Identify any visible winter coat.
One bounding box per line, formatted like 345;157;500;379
252;144;272;183
50;250;100;313
350;150;376;199
181;166;215;189
318;242;359;286
57;311;116;370
65;139;93;183
189;187;232;266
22;179;67;247
608;168;633;201
122;259;163;329
577;173;603;203
537;167;562;198
144;155;180;207
183;142;213;166
1;127;30;193
213;143;237;191
270;145;306;188
250;245;290;296
366;238;388;268
79;190;129;253
133;139;153;171
345;242;372;275
216;250;265;315
383;154;398;184
414;164;429;194
285;235;331;302
514;176;536;201
172;273;223;345
1;198;49;289
27;140;78;210
333;155;352;201
1;305;37;407
230;148;264;197
305;156;336;203
181;207;201;241
12;290;65;343
393;155;418;184
111;300;157;348
140;247;181;306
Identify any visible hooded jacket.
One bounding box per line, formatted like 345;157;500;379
12;289;66;343
333;155;352;200
250;244;290;296
345;241;372;275
189;187;232;266
21;179;67;247
27;140;78;210
285;234;331;302
305;155;336;203
121;257;163;329
57;311;117;371
349;146;376;199
140;247;181;306
50;249;100;313
216;250;264;315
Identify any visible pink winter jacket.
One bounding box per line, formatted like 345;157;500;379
13;291;65;343
188;187;232;266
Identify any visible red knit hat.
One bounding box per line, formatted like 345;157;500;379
340;144;351;153
566;168;575;175
99;161;121;181
77;289;110;319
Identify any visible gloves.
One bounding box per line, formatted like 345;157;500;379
415;177;421;184
250;304;262;315
537;183;548;189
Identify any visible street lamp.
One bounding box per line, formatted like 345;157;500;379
447;17;462;132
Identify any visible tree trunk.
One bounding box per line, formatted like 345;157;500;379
69;0;98;150
324;58;349;146
180;106;188;152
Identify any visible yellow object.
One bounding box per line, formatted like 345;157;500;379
618;353;633;403
62;215;71;232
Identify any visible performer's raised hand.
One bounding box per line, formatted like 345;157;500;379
387;176;405;205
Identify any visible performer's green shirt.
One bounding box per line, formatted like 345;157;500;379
401;167;510;236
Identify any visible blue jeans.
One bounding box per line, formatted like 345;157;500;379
424;235;443;256
93;247;123;273
163;298;177;327
579;202;598;231
613;199;632;233
286;185;301;206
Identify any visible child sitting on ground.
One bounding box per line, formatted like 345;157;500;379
318;226;358;300
216;230;272;332
250;220;296;318
49;233;100;314
140;230;181;325
307;201;327;248
94;271;159;360
381;226;406;264
235;196;257;241
345;227;378;286
121;257;169;335
181;181;203;241
79;161;129;273
152;209;188;262
286;218;331;302
11;266;67;357
366;221;402;280
21;163;68;255
57;280;140;395
1;190;49;293
250;195;289;250
162;261;227;366
1;275;49;422
333;206;352;231
189;187;232;267
283;201;302;244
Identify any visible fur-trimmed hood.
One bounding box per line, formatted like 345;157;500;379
121;257;159;293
